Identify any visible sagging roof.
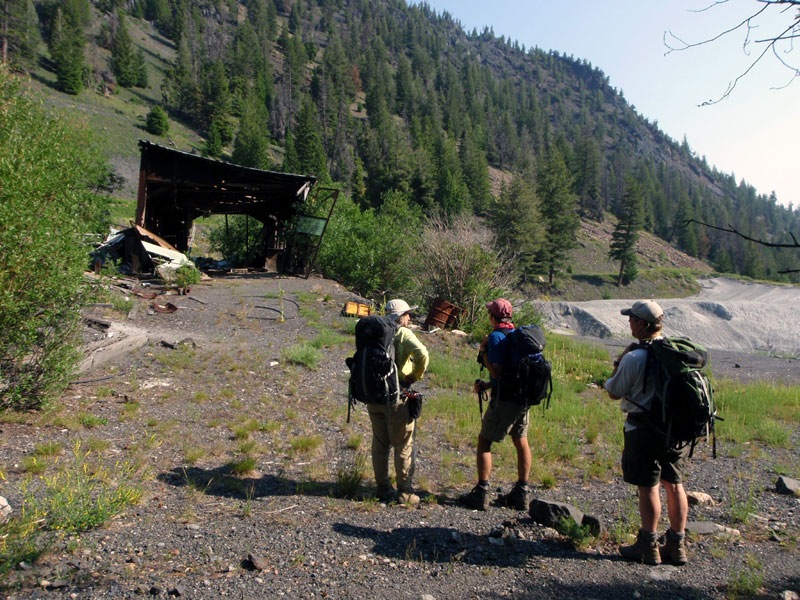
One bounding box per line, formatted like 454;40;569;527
135;140;317;256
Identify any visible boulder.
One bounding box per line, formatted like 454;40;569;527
775;476;800;496
529;499;584;528
0;496;11;523
686;521;740;537
686;491;715;506
581;514;606;537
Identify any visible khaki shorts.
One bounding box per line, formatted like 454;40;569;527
479;397;529;443
621;425;689;487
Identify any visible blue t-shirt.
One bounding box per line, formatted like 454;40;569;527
486;328;513;387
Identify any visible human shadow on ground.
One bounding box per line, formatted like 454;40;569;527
332;522;624;569
157;465;337;499
478;580;714;600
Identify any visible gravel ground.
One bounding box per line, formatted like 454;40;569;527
1;274;798;600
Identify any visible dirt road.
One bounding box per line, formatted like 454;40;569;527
537;277;800;359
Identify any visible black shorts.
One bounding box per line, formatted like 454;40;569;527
621;425;689;488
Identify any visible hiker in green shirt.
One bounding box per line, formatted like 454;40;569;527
366;299;429;505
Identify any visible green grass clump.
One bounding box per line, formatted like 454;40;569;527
727;553;764;600
334;454;368;499
346;434;363;450
228;457;257;475
8;441;142;552
289;435;323;455
231;419;259;440
260;420;280;433
311;329;350;349
23;455;48;474
183;447;206;465
34;442;64;457
281;343;323;370
78;413;108;428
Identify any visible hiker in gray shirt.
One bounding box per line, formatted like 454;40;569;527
605;300;689;566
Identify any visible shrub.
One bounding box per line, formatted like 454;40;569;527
411;214;514;327
0;68;110;409
146;105;169;136
174;264;201;289
315;193;422;299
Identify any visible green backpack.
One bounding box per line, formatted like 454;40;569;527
637;337;720;457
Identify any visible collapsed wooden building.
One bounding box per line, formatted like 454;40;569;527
134;140;337;274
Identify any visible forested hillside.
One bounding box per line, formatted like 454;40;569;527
2;0;799;284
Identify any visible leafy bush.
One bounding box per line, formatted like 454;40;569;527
174;264;201;289
0;68;110;409
315;192;422;299
555;516;595;550
146;105;169;135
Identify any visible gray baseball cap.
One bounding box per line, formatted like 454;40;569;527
621;300;664;324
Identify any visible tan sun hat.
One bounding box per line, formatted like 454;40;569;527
385;299;418;319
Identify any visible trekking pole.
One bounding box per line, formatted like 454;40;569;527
346;381;354;424
475;351;487;417
476;382;487;418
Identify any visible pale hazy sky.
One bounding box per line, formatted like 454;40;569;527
413;0;798;209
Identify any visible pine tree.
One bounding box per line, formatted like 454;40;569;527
1;0;40;66
573;131;603;220
145;0;170;33
200;59;229;127
609;176;645;286
289;97;329;181
49;7;85;95
204;115;223;158
111;11;138;87
459;129;492;213
232;90;270;170
145;104;169;135
675;195;699;257
135;49;148;87
536;148;579;284
490;173;544;280
433;131;469;215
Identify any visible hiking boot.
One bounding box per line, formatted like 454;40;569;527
459;484;490;511
376;485;396;503
397;491;420;506
659;530;688;566
620;530;661;565
498;483;530;510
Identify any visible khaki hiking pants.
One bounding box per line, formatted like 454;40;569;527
367;398;415;492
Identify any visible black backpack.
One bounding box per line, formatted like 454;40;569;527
498;325;553;408
636;337;719;457
345;316;400;416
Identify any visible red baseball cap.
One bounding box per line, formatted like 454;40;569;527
486;298;512;320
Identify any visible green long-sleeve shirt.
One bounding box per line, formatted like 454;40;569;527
394;326;429;385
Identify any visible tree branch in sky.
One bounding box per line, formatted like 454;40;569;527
664;0;800;104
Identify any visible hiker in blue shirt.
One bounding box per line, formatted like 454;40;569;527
459;298;532;511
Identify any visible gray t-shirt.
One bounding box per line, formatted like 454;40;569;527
605;345;658;431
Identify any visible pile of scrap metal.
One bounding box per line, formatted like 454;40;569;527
92;222;195;281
